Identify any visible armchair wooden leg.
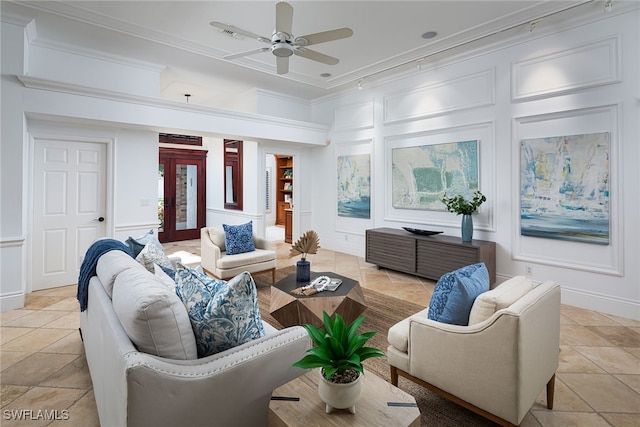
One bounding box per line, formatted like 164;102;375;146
271;268;276;285
390;366;399;386
546;374;556;410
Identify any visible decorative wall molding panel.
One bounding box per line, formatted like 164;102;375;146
334;99;374;131
512;104;622;276
383;121;495;230
512;36;621;101
383;69;495;125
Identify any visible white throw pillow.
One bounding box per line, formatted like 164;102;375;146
154;264;176;289
112;268;197;360
135;241;174;273
96;250;143;298
468;276;533;325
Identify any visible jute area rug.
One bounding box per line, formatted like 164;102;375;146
253;267;495;427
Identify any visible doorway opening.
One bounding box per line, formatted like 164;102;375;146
273;155;293;244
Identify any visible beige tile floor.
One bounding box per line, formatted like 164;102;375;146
1;237;639;426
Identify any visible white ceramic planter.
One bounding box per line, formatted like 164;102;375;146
317;369;362;414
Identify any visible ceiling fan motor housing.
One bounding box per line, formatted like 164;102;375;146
271;32;294;57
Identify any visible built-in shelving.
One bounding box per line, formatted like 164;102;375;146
276;156;293;227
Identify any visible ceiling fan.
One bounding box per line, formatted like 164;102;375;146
210;1;353;75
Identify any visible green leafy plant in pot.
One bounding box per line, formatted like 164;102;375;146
441;190;486;242
292;311;386;414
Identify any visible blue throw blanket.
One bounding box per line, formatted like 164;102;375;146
77;239;133;311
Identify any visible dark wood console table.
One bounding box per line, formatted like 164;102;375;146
365;228;496;284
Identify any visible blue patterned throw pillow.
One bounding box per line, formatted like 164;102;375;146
222;221;256;255
174;265;265;357
428;263;490;326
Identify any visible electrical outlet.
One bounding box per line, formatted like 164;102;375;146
344;234;348;241
525;265;533;276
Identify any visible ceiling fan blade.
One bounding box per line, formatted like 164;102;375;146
276;56;289;75
275;1;293;35
294;28;353;46
294;48;339;65
224;47;270;60
210;21;270;43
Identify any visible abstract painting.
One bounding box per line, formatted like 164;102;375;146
520;132;610;245
392;140;479;210
337;154;370;218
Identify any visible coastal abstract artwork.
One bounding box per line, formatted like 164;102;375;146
520;132;610;245
392;140;479;210
337;154;370;218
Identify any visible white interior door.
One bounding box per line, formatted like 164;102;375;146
32;139;107;290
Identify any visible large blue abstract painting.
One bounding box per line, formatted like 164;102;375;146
337;154;370;218
520;132;610;245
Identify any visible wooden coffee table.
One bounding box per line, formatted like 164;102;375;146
269;272;367;328
269;370;420;426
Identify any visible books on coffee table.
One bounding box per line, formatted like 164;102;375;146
325;278;342;292
309;276;342;292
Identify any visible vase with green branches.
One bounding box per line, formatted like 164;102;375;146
441;190;486;242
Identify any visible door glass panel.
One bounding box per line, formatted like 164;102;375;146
225;165;234;203
158;164;165;232
175;164;198;231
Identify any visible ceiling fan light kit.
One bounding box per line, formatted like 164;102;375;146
210;1;352;75
271;32;294;57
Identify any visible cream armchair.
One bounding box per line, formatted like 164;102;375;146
201;226;276;284
387;278;561;426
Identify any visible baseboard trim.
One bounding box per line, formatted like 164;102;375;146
1;292;25;312
496;274;639;320
561;287;639;321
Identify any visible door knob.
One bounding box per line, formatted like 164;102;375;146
93;217;105;222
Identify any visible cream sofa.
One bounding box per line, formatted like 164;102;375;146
387;277;561;426
80;250;310;427
201;226;276;284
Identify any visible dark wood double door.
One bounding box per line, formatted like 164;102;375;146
158;147;207;242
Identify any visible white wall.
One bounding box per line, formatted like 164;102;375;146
2;5;638;320
256;90;312;122
265;154;277;226
28;44;162;97
309;7;640;319
1;20;29;310
112;130;161;239
0;16;327;310
204;137;266;234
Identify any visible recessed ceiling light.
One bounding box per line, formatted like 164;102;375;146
320;73;332;77
421;31;438;39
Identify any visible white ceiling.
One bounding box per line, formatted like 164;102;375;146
4;0;596;107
